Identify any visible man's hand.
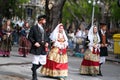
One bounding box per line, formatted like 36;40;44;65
105;44;108;47
34;42;40;47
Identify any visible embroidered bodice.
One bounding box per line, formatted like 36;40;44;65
57;33;65;42
93;34;98;45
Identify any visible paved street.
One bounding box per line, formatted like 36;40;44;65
0;46;120;80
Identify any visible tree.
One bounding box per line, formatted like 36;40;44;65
62;0;101;28
62;0;120;30
0;0;29;19
118;0;120;7
45;0;66;32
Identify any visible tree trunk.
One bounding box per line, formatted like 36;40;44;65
45;0;66;33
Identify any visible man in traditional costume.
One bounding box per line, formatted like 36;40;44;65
28;15;49;80
98;23;108;76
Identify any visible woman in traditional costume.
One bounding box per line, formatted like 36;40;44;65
41;23;68;80
0;19;13;57
80;25;100;76
18;22;31;57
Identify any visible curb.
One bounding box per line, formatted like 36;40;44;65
106;58;120;63
0;62;31;66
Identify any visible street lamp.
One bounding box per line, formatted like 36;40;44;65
88;0;101;27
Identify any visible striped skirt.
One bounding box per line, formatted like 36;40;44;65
41;47;68;78
18;36;31;55
80;49;100;75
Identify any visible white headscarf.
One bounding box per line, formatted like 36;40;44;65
49;23;68;49
88;25;100;51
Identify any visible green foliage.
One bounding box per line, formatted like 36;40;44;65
62;0;100;24
62;0;120;25
110;0;120;21
18;0;30;3
62;2;73;23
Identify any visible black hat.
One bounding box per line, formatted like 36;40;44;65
37;15;46;21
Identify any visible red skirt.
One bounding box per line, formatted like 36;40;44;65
18;36;31;55
80;49;100;75
41;47;68;77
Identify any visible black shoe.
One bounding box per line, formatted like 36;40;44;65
32;78;38;80
23;55;26;57
98;69;103;76
6;55;10;57
32;76;38;80
91;74;97;77
31;67;38;80
98;73;103;76
58;78;65;80
32;73;38;80
3;55;5;57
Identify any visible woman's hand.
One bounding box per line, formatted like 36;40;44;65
45;42;49;47
93;44;97;48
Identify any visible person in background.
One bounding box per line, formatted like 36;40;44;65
0;19;13;57
80;25;100;76
84;28;89;50
67;28;74;49
67;27;75;56
98;22;108;76
18;22;31;57
73;24;86;57
74;24;86;53
12;24;21;45
28;15;49;80
41;23;68;80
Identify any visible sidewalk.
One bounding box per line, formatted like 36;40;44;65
106;51;120;63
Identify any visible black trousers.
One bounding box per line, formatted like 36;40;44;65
31;63;41;80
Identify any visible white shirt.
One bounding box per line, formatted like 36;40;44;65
75;30;85;38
